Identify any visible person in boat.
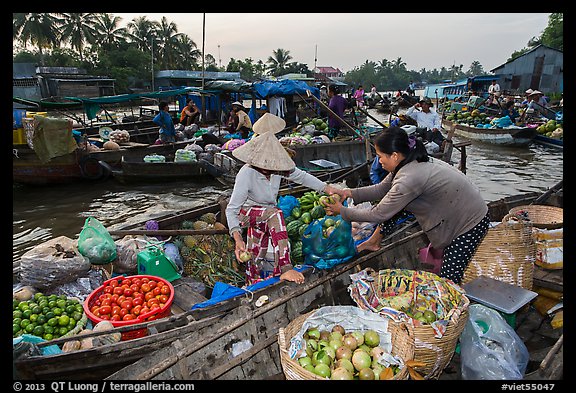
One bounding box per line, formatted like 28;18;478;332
231;101;252;139
353;85;365;108
323;126;490;285
327;85;348;139
180;98;200;127
500;100;520;123
152;101;177;144
486;79;501;108
405;97;445;151
225;113;340;286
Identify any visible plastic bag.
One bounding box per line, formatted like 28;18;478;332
114;235;153;273
77;217;117;265
20;235;91;290
418;243;443;274
460;304;529;380
277;195;300;218
301;215;356;269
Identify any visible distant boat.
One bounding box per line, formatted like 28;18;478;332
442;119;536;147
534;134;563;149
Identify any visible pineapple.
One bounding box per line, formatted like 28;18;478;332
200;212;217;225
192;220;209;230
181;220;195;230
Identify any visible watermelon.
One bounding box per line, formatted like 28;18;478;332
287;220;303;239
310;205;326;220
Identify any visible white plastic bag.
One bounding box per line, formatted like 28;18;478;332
460;304;529;380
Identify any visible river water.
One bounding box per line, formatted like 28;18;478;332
12;108;563;265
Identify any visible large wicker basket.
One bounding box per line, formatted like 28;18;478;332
278;308;414;380
462;214;536;290
349;269;470;379
508;205;563;230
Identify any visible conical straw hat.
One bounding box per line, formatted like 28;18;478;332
232;129;295;171
252;112;286;135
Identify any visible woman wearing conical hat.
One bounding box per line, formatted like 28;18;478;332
225;113;340;285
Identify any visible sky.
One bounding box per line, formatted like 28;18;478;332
113;13;552;74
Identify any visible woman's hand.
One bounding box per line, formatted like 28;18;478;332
233;233;248;262
280;269;305;284
324;185;351;201
324;198;343;216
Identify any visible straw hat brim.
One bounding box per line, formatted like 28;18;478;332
252;112;286;135
232;131;295;171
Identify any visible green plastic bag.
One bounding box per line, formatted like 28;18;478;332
77;217;117;265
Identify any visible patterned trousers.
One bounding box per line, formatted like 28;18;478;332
239;206;291;285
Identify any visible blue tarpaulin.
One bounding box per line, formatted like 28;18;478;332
253;79;319;100
191;265;311;310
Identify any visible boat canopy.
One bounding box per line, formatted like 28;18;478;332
252;79;320;99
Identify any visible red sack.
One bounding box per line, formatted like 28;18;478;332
418;243;443;274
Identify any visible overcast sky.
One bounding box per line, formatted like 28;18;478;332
114;13;551;73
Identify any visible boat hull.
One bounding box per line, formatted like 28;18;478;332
534;135;563;149
443;120;537;146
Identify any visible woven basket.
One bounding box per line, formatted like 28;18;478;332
393;300;469;379
462;215;536;290
278;309;414;380
349;269;470;379
509;205;563;229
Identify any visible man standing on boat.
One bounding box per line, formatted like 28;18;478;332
153;101;177;144
327;85;348;139
405;97;444;151
487;79;501;108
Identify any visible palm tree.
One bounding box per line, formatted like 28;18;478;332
392;57;407;72
57;13;99;62
266;48;293;76
93;13;129;50
154;16;184;70
127;16;157;53
173;35;201;70
13;13;60;65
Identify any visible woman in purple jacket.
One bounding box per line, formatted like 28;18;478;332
324;126;490;284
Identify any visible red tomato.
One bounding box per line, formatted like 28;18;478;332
99;305;112;315
158;294;168;304
144;292;155;301
130;284;140;293
140;283;151;293
101;299;111;307
119;308;128;318
111;294;119;304
140;306;150;315
132;297;144;306
122;314;136;321
110;314;121;321
141;277;149;283
123;288;133;297
91;305;100;314
112;306;121;316
121;300;133;310
132;305;142;316
147;298;159;308
113;286;124;295
100;314;110;320
109;280;119;288
103;286;113;294
153;287;161;296
121;278;132;286
148;281;157;290
149;304;160;312
160;285;170;295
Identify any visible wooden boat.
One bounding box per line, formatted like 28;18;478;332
442;119;537;147
533;134;563;149
100;155;214;184
206;138;373;187
13;182;563;380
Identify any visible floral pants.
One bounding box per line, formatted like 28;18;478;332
239;206;290;285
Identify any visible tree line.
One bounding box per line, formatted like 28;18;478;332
13;13;562;95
